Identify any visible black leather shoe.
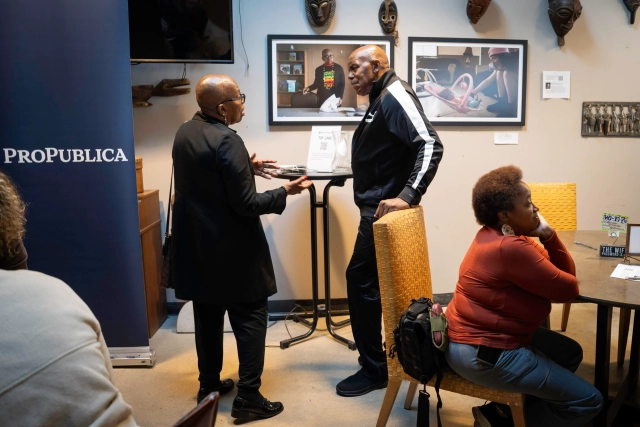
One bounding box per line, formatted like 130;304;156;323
231;396;284;419
196;378;234;403
336;369;388;397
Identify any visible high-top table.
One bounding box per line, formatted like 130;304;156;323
275;171;356;350
558;230;640;427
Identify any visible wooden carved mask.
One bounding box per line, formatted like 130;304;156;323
305;0;336;27
466;0;492;24
623;0;639;24
548;0;583;47
379;0;398;45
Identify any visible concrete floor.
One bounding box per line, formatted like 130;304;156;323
113;303;638;427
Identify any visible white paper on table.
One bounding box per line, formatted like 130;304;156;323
306;126;341;172
610;264;640;279
319;94;340;112
542;71;570;99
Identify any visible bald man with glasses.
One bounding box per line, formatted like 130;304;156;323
302;48;345;107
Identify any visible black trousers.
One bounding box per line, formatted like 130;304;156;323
346;216;387;380
192;299;268;393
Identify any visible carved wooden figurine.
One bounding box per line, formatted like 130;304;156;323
548;0;583;47
131;79;190;108
623;0;639;24
305;0;336;27
467;0;492;24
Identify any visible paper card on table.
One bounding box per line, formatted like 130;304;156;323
306;126;340;172
610;264;640;279
601;212;629;233
542;71;570;99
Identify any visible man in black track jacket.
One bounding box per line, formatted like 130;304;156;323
336;45;443;397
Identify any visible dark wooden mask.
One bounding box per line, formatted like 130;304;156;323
466;0;492;24
548;0;583;47
305;0;336;27
624;0;639;24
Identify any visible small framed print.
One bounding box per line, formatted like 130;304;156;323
626;224;640;256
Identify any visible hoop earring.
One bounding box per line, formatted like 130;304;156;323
222;112;227;126
501;223;515;236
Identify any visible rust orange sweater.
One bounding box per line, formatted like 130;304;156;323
446;227;578;349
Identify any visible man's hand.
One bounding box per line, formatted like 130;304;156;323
302;87;310;95
337;97;342;106
283;176;313;195
374;198;410;219
250;153;279;179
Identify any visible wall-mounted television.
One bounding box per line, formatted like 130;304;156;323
128;0;233;63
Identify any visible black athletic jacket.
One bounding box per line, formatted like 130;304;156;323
351;70;443;217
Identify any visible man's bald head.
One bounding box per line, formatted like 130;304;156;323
196;74;239;116
349;45;390;75
347;45;391;96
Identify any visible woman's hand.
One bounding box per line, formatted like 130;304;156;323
250;153;279;179
528;213;554;241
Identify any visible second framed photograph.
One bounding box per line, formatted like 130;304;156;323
268;35;395;126
408;37;528;126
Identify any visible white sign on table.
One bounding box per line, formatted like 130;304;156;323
306;126;340;172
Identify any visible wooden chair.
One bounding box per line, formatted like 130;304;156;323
172;392;219;427
373;206;526;427
291;92;318;108
528;182;577;332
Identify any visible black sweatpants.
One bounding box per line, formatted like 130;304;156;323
346;216;387;380
192;299;268;393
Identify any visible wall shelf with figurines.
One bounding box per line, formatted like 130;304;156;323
581;102;640;138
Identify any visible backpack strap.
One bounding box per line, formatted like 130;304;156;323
434;353;444;427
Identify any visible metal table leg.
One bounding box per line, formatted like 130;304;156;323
323;179;356;350
280;184;320;349
593;304;612;427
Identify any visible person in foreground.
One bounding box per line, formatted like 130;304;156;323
171;74;311;420
444;165;602;427
336;45;443;397
0;171;136;426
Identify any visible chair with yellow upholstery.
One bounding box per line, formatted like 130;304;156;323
373;206;526;427
528;182;577;331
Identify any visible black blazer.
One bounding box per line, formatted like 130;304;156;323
170;112;287;304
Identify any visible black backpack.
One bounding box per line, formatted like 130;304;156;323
389;297;447;427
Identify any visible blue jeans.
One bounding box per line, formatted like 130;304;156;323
445;327;602;426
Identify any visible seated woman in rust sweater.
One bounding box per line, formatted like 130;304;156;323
444;166;602;427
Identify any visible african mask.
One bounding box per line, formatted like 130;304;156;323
548;0;583;47
379;0;398;45
623;0;639;24
466;0;492;24
305;0;336;27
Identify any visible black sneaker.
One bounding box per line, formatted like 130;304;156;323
196;378;234;403
336;369;388;397
472;402;514;427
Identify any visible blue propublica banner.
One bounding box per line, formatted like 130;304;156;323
0;1;149;347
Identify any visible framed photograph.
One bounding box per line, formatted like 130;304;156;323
268;35;395;126
626;224;640;256
408;37;528;126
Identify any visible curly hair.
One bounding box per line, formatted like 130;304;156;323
0;171;27;257
472;165;523;226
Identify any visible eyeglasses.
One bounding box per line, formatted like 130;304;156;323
322;54;334;58
218;93;246;106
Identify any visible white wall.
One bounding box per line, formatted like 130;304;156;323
132;0;640;302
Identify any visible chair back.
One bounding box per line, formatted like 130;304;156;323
373;206;433;382
291;92;318;108
172;392;219;427
528;182;577;231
